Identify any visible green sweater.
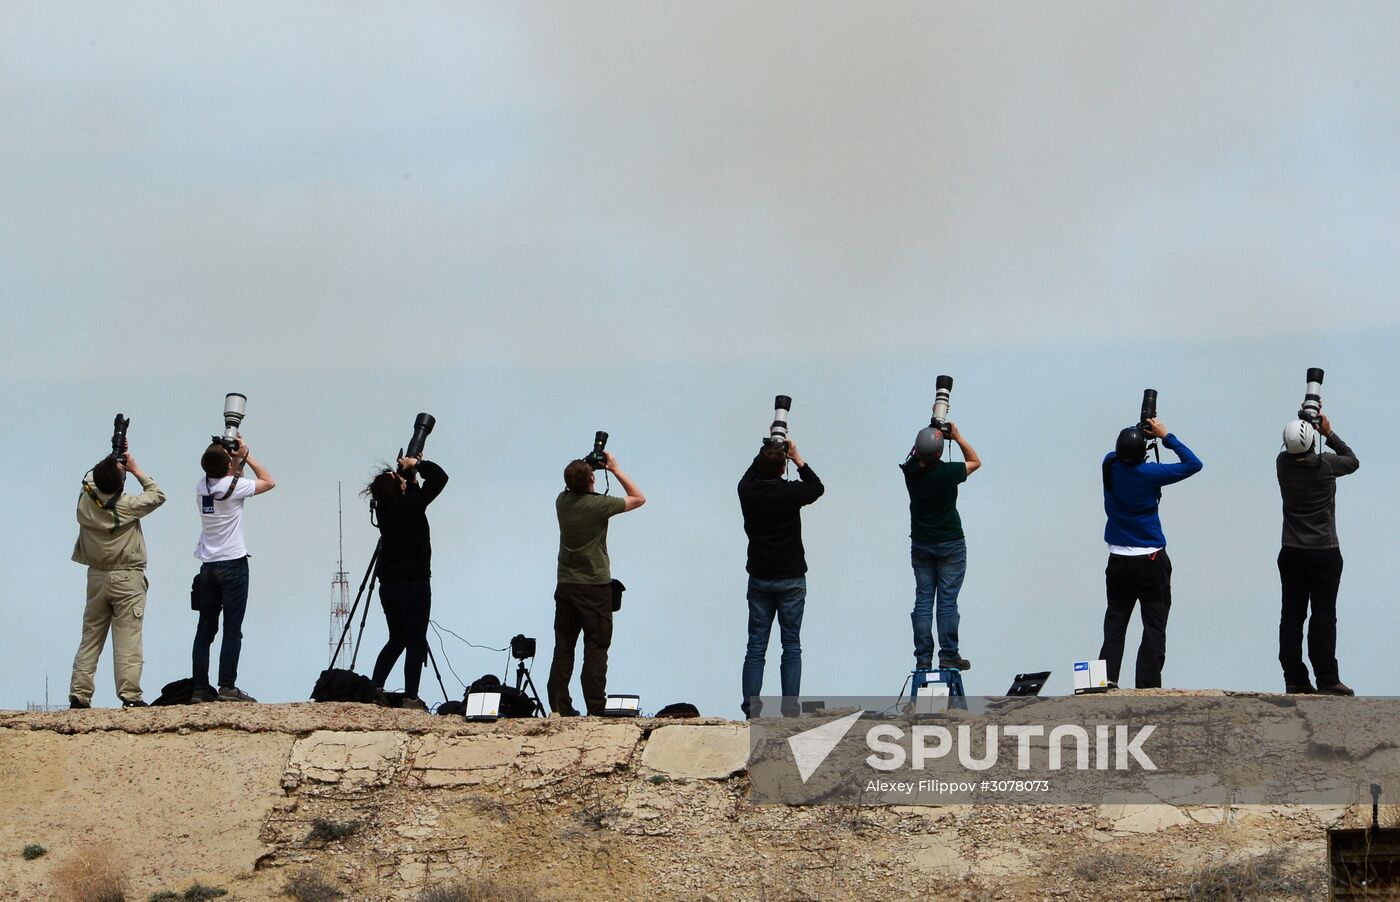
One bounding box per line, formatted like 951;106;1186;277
902;459;967;543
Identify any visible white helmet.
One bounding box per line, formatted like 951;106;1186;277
1282;419;1316;455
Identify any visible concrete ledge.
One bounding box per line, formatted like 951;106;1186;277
641;723;749;779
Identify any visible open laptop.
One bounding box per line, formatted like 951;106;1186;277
1005;671;1051;696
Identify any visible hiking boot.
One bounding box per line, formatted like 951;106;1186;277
938;655;972;671
1285;682;1318;695
120;698;148;708
400;696;429;713
68;695;90;710
1318;682;1355;697
216;685;257;703
190;687;216;703
915;659;933;671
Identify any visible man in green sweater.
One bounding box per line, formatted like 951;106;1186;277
547;450;646;716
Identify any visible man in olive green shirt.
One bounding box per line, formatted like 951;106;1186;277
70;450;166;708
547;450;645;716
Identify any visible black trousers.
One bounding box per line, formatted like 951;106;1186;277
372;580;431;699
547;582;613;716
1277;546;1343;687
1099;551;1172;688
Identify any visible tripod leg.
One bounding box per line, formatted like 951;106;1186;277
424;645;450;704
516;662;546;717
333;540;380;667
349;540;382;671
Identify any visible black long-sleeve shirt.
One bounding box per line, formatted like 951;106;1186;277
1277;433;1358;549
375;460;449;584
738;452;824;579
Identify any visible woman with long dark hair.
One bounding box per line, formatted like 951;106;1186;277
363;455;448;709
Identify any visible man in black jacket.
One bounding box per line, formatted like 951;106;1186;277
1277;413;1358;695
366;455;449;709
738;439;824;717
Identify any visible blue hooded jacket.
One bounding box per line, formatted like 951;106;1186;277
1102;433;1202;548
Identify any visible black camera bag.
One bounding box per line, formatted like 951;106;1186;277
311;668;381;704
467;674;535;718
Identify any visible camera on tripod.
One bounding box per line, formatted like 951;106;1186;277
1298;368;1324;427
1138;389;1158;435
585;431;609;470
511;635;536;660
110;413;130;459
213;393;247;452
765;395;792;448
930;376;953;437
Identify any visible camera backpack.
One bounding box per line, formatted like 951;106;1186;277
311;668;382;704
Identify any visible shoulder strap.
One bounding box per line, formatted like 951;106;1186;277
207;474;240;502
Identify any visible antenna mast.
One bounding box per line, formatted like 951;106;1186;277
329;483;351;669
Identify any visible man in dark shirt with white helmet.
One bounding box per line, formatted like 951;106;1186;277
1277;413;1358;696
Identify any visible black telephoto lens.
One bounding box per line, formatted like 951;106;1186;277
111;414;130;457
935;375;954;392
1306;367;1325;385
587;431;609;469
1140;389;1158;424
405;413;436;460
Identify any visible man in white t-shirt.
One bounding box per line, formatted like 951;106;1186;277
191;434;275;703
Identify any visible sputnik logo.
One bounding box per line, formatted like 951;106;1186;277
787;710;865;783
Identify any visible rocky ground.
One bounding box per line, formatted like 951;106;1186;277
0;700;1378;900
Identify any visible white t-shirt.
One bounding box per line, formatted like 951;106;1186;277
194;476;257;562
1107;544;1163;557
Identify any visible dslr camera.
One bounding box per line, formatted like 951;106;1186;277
511;635;537;660
1138;389;1158;435
1298;368;1324;426
214;392;247;452
585;431;609;470
110;413;130;459
400;413;436;471
930;375;953;437
765;395;792;448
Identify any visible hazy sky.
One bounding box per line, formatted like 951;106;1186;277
3;3;1398;715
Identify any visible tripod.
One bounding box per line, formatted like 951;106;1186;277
330;536;450;704
511;655;546;717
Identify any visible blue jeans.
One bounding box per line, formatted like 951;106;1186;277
911;539;966;665
192;557;249;690
741;576;806;716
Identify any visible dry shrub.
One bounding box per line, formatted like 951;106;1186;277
418;880;538;902
1186;849;1319;901
1072;846;1158;882
282;868;344;902
50;842;129;902
306;818;362;843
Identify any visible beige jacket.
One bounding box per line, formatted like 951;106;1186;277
71;474;165;570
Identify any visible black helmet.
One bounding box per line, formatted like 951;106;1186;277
1115;426;1147;464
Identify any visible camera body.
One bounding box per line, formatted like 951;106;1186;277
214;393;247;453
930;375;953;437
585;431;609;470
1298;367;1324;427
111;413;130;459
1138;389;1158;435
765;395;792;448
511;635;537;660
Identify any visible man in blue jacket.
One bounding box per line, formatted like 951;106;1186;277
1098;417;1203;688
